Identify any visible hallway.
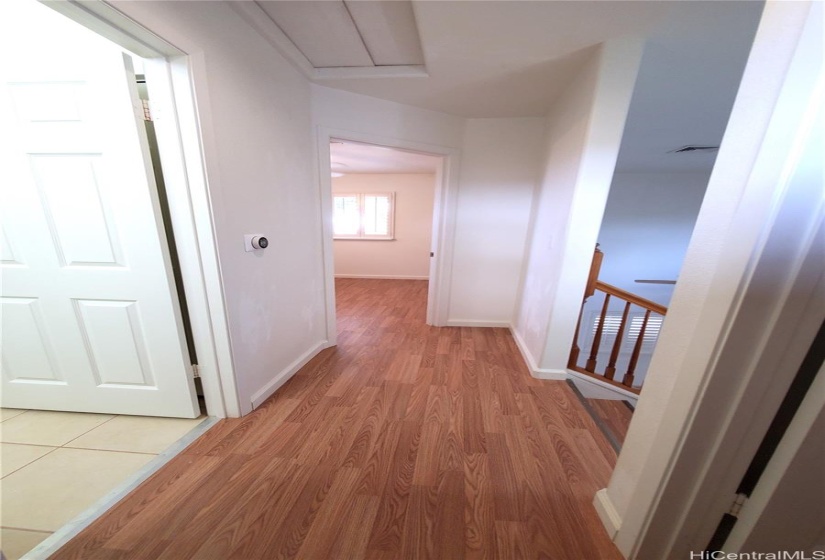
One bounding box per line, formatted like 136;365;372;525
53;279;622;559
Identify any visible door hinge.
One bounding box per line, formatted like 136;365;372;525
191;364;200;378
728;493;748;517
141;99;152;121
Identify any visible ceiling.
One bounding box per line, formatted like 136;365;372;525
242;0;764;173
320;0;675;118
248;0;673;117
614;1;764;172
256;1;424;68
330;141;441;174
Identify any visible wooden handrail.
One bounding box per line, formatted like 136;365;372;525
594;281;668;316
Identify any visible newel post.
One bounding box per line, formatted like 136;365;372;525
569;244;604;368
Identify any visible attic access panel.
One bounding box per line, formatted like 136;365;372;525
255;0;424;68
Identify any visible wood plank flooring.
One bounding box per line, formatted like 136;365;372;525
587;399;634;447
53;278;623;560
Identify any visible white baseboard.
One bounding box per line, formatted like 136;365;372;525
567;368;640;402
509;326;568;380
445;320;511;328
334;274;429;280
531;368;569;380
250;340;332;409
594;488;622;540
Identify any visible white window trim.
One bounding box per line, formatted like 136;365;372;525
333;192;395;240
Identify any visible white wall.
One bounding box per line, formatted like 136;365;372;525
597;171;711;306
312;86;547;326
597;3;824;556
332;173;435;279
112;1;326;415
312;85;466;148
448;118;545;326
513;37;643;374
514;52;600;371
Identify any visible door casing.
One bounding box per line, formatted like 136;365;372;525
315;126;461;344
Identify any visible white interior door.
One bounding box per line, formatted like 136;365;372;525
0;3;199;418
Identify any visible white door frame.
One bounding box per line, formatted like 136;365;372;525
41;0;240;418
316;126;460;343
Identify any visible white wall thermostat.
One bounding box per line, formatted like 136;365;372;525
244;234;269;252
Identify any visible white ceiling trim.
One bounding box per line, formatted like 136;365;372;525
48;0;184;59
315;65;428;80
230;1;315;78
229;1;427;81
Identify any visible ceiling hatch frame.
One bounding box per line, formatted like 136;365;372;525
230;1;429;81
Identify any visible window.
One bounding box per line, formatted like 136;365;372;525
333;193;395;240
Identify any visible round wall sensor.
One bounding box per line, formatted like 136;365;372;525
244;234;269;252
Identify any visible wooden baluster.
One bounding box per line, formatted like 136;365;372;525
604;301;631;380
623;309;651;388
586;293;611;372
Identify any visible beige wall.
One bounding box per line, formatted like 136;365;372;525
332;173;435;279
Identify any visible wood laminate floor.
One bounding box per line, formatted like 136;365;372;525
53;279;623;560
587;399;634;447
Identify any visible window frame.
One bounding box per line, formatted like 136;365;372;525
332;192;395;241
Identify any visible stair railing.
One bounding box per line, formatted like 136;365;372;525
568;247;668;393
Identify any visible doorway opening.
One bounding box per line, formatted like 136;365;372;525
318;132;458;345
1;2;232;556
0;0;200;419
1;0;236;421
329;140;442;328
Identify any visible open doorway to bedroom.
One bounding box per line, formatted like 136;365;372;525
328;140;442;333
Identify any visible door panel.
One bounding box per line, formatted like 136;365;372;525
0;297;63;382
73;299;156;387
31;155;123;267
0;3;199;417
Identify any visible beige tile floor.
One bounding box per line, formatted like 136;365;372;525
0;409;204;560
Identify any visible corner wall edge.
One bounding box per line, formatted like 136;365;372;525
594;488;622;541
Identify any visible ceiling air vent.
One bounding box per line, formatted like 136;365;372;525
668;145;719;153
635;279;677;285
